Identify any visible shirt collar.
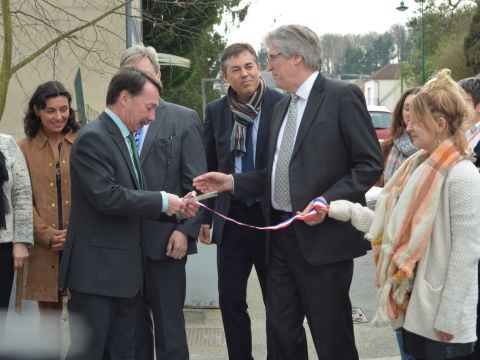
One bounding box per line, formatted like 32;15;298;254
32;127;75;149
105;108;130;138
295;70;319;101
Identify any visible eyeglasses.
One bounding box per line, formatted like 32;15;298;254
268;52;284;62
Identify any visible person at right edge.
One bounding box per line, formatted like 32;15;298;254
327;69;480;360
199;43;284;360
193;25;383;359
457;76;480;360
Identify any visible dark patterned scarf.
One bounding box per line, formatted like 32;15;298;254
0;151;9;229
228;77;267;156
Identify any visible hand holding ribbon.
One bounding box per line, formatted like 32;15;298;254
298;196;329;226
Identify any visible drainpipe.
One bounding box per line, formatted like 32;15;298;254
126;1;132;47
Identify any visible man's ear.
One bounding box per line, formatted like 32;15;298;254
119;90;130;105
293;53;304;66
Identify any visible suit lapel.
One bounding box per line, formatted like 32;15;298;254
101;112;139;189
267;96;290;170
221;101;236;172
140;101;167;165
256;90;273;168
291;74;326;159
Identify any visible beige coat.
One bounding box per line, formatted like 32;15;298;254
17;130;75;304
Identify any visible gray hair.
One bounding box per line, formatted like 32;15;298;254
264;24;322;71
120;44;160;74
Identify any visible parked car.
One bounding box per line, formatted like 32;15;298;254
368;105;392;141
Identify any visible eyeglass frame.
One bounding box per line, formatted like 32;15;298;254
267;52;285;63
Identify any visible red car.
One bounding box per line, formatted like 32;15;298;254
368;105;392;141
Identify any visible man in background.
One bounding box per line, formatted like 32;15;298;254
199;43;284;360
120;45;206;360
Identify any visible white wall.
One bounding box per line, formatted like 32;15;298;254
364;79;401;111
0;0;142;137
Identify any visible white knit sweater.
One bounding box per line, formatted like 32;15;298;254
329;159;480;343
0;134;33;245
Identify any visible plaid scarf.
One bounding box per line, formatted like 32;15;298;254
383;130;418;183
228;77;266;156
367;138;462;324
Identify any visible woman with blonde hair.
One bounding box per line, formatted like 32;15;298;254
322;69;480;359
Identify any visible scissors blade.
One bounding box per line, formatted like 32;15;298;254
186;191;218;203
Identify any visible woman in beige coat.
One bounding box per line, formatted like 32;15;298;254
17;81;78;342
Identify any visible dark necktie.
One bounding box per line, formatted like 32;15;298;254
242;125;256;207
127;132;144;190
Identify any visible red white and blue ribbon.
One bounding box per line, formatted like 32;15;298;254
196;197;329;231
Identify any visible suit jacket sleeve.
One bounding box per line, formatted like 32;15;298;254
202;103;216;224
174;109;207;238
322;84;383;202
72;128;170;221
233;169;266;199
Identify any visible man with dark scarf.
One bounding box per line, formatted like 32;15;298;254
200;43;284;359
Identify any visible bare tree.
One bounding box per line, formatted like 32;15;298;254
320;34;348;76
0;0;142;122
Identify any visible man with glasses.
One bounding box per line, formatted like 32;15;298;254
194;25;382;359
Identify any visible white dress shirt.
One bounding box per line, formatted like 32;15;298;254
271;70;319;211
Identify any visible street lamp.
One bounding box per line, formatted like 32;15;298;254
397;0;426;84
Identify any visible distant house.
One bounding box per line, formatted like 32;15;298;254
364;64;401;111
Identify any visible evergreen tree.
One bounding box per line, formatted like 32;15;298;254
465;3;480;73
142;0;248;119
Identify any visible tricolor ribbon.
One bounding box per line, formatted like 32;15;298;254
197;197;329;231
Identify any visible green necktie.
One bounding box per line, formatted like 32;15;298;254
127;132;144;190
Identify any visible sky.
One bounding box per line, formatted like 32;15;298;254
223;0;419;49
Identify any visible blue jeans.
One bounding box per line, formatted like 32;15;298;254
396;330;416;360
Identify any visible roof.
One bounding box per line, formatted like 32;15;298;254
156;53;190;68
371;64;400;80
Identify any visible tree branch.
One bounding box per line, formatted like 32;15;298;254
0;0;13;120
11;0;130;73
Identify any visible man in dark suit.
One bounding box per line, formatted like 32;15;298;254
194;25;383;359
198;43;284;359
59;67;198;360
119;45;206;360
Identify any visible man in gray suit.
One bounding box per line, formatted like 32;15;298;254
119;45;206;360
59;67;198;360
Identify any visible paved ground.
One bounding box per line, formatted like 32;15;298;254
185;250;400;359
3;250;401;359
